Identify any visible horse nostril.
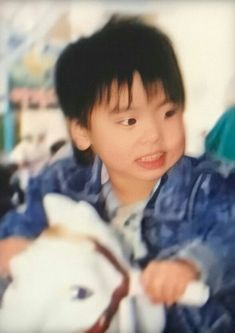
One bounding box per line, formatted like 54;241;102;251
70;286;94;300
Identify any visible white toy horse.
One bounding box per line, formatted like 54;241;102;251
0;195;209;333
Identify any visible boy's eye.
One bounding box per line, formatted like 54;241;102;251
119;118;137;126
165;109;177;118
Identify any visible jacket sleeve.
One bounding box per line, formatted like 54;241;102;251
171;171;235;295
162;172;235;333
0;174;48;239
0;156;87;239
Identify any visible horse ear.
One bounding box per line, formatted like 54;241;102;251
43;194;77;227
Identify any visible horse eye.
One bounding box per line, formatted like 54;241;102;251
70;286;94;300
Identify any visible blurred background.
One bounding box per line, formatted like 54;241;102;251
0;0;235;164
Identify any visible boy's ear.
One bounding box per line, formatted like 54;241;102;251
69;119;91;151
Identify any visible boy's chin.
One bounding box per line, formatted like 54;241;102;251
130;170;166;183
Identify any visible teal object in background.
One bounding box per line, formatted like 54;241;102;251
205;105;235;162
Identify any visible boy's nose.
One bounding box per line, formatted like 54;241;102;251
140;120;161;144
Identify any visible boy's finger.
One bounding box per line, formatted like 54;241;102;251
145;278;166;303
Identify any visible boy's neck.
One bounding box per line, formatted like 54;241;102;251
109;176;158;206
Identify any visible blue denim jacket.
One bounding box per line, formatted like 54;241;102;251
1;154;235;333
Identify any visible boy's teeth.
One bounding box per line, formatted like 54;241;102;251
140;153;162;162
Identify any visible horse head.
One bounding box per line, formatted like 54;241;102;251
0;195;130;333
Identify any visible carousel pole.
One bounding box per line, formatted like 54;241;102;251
0;21;14;156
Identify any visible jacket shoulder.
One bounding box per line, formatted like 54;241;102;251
30;156;93;196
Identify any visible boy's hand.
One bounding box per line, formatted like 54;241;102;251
141;259;199;306
0;237;32;277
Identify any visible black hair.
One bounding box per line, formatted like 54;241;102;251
55;15;185;165
55;15;185;128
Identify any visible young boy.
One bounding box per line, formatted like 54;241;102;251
1;16;235;332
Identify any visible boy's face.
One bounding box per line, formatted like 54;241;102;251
73;72;185;189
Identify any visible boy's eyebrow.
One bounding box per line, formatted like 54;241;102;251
108;98;177;114
108;104;135;114
154;97;172;107
153;98;178;109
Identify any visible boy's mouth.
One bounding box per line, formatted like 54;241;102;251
138;152;163;162
136;152;165;169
